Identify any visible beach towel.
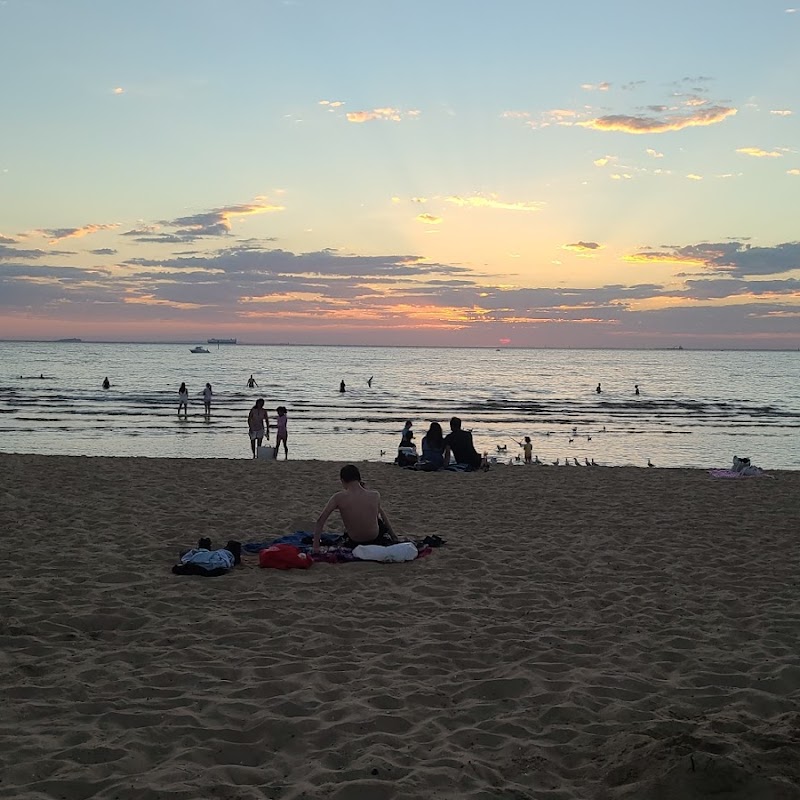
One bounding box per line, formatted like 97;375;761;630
352;542;419;562
243;532;340;553
709;469;771;479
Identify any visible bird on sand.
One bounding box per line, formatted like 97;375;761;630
648;459;655;468
552;458;559;466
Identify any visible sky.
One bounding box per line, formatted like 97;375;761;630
1;0;799;348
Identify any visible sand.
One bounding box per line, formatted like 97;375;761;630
1;453;799;800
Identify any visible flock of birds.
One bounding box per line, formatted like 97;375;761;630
495;426;655;467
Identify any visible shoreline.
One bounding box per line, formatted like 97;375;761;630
2;453;799;798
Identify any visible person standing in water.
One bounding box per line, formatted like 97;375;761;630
178;382;189;416
201;383;213;415
339;380;346;393
367;376;373;388
247;375;258;389
274;405;288;459
102;377;110;390
596;383;602;394
635;384;640;396
248;398;269;457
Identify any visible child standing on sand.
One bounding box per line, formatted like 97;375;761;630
274;406;288;459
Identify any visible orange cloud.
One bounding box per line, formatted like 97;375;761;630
563;241;602;253
416;213;442;224
579;105;736;134
41;223;119;244
736;147;782;158
346;107;419;123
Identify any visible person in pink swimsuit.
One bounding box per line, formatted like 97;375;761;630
274;406;288;459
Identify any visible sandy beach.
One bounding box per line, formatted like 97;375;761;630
1;453;799;800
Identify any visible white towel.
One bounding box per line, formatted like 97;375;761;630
352;542;419;562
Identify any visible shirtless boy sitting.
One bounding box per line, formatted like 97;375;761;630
313;464;398;553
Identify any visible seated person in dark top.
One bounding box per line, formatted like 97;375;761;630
442;416;483;470
415;421;446;470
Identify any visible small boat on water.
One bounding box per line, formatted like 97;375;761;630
189;346;210;354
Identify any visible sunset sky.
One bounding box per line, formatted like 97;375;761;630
1;0;799;348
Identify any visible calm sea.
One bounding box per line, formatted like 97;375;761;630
0;342;798;470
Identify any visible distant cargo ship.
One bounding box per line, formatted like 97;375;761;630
56;338;82;343
207;338;237;345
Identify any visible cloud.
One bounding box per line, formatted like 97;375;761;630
645;148;664;158
563;241;602;252
581;82;611;91
626;241;800;277
123;198;284;243
113;87;124;95
0;234;17;244
38;223;119;244
770;109;792;116
89;248;118;255
686;174;703;180
736;147;782;158
318;99;345;108
580;104;736;134
788;168;800;175
345;107;420;123
416;214;442;225
444;194;543;212
0;243;61;260
593;156;615;167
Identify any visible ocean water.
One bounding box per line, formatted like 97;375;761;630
0;342;798;470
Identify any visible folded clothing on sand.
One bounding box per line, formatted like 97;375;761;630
352;542;419;562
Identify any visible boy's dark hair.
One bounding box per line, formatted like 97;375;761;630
340;464;362;483
450;416;462;431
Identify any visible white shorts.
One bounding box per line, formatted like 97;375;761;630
249;428;266;441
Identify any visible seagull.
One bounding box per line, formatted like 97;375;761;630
587;435;592;441
602;426;606;432
572;426;578;433
574;458;582;466
380;450;386;456
591;459;597;466
534;455;542;465
648;459;655;468
563;457;570;465
552;458;559;466
569;438;574;444
585;457;591;466
497;444;507;452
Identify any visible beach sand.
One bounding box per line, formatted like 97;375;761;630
1;453;799;799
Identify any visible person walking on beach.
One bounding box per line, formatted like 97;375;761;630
247;375;258;389
339;380;346;393
274;405;288;459
248;398;269;457
178;382;189;417
201;383;213;416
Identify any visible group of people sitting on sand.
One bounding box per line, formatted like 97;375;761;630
396;416;487;472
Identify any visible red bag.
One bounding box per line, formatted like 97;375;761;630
259;544;313;570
